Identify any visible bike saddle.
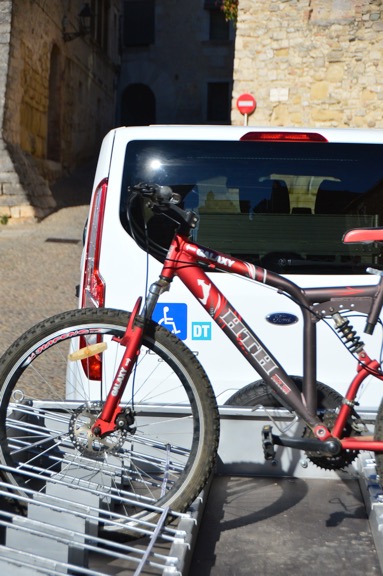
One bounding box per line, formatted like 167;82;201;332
343;227;383;244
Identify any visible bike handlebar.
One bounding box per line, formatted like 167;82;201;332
130;182;182;206
129;182;199;235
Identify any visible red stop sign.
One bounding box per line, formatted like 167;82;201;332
236;93;256;115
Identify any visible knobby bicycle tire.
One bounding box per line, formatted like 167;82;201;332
0;308;219;529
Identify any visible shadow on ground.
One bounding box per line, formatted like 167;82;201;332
50;157;97;208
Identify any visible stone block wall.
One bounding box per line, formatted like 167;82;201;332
0;0;121;221
232;0;383;128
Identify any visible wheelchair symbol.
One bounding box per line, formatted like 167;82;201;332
158;306;181;334
153;303;187;340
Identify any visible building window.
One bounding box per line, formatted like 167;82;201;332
124;0;155;46
204;0;230;41
207;82;231;123
91;0;110;50
209;9;230;41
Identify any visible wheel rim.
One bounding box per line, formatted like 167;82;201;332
0;317;204;520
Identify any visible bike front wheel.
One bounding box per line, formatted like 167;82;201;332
0;308;219;528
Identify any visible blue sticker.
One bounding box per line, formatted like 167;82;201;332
191;322;212;340
153;303;187;340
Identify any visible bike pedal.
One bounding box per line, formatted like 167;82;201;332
262;424;276;461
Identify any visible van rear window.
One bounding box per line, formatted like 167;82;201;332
120;140;383;274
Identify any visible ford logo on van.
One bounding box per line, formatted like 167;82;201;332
266;312;298;326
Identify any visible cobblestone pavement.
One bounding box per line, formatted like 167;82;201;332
0;162;94;356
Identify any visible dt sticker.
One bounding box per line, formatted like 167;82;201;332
153;303;187;340
191;322;212;340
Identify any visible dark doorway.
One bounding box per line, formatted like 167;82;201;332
121;84;156;126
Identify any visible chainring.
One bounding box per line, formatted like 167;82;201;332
303;408;364;470
69;402;128;460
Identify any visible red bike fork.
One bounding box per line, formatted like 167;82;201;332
91;298;144;436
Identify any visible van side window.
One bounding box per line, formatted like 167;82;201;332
120;140;383;274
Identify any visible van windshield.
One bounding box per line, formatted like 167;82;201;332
121;139;383;274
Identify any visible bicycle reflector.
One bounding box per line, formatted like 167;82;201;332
81;178;107;308
240;132;328;142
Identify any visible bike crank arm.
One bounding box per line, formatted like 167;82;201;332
262;425;341;460
91;297;145;436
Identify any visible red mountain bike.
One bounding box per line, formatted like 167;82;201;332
1;183;383;527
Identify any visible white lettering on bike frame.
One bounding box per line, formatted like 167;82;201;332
185;243;263;282
220;308;277;376
194;247;235;268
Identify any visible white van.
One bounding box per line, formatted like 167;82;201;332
81;125;383;409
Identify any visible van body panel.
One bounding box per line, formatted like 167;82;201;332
81;125;383;409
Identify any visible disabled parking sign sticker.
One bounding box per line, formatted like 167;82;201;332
153;303;187;340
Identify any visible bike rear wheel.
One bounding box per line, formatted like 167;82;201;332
225;377;361;471
0;308;219;528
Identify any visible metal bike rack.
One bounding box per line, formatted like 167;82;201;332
358;453;383;571
0;398;215;575
0;464;207;575
0;404;383;574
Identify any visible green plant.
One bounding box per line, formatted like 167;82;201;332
220;0;238;23
0;214;9;225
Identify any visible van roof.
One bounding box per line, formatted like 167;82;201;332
109;124;383;145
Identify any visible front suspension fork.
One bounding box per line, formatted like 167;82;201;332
91;297;145;436
90;278;172;437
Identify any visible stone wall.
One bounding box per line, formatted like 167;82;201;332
0;0;121;221
232;0;383;128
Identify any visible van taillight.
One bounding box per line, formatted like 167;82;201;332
81;178;107;308
79;338;103;380
80;178;107;380
240;132;328;142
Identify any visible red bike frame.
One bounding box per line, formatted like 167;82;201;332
92;230;383;452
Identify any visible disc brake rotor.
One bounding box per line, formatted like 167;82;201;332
69;402;128;459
